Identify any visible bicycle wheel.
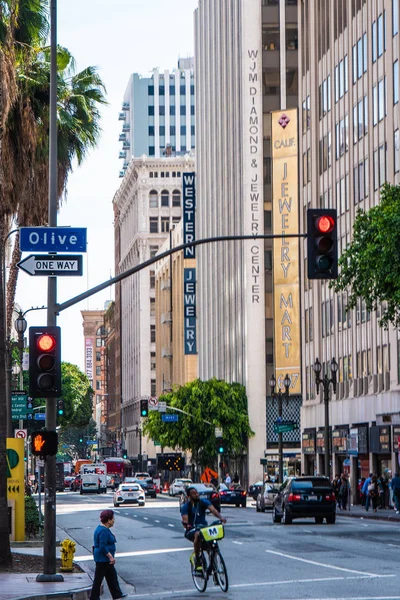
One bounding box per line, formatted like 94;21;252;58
213;549;229;592
191;552;208;593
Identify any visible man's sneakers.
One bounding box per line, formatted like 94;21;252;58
190;552;203;572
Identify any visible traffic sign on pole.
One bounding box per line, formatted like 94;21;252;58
158;402;167;413
19;226;87;252
162;414;178;422
148;396;158;411
18;254;83;276
34;413;46;420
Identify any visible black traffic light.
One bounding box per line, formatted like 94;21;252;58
307;209;338;280
216;438;227;454
140;399;148;417
31;430;58;456
57;399;64;416
122;448;128;459
29;326;61;398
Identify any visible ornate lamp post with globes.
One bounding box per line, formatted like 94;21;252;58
312;357;338;480
269;373;291;484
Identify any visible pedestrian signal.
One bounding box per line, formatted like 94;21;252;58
29;326;61;398
307;209;338;280
31;430;58;456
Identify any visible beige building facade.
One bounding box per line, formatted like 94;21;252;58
299;0;400;486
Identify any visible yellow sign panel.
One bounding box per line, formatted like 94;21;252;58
7;438;25;541
272;109;301;394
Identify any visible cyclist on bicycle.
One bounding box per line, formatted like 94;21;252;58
181;484;226;571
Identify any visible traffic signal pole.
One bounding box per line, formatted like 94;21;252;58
37;0;63;582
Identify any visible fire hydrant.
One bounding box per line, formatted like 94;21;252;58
60;538;76;572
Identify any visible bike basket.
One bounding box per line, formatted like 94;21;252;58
200;524;224;541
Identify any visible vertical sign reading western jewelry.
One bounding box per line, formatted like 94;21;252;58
183;172;196;258
272;109;301;394
183;172;197;354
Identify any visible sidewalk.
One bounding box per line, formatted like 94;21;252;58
338;504;400;522
0;527;94;600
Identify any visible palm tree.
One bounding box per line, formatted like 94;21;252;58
0;0;106;566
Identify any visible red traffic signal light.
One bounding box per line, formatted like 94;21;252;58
307;209;338;280
29;326;61;398
31;430;58;456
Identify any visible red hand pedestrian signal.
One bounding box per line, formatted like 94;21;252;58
31;431;58;456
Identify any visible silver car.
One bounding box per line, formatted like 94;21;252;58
113;483;145;507
256;483;279;512
169;478;193;496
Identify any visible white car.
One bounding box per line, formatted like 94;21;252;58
169;478;193;496
113;483;145;507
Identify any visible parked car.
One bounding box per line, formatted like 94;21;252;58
64;475;75;489
113;483;145;507
134;478;157;498
272;476;336;525
179;483;220;511
256;483;279;512
123;477;138;483
248;480;263;501
70;475;81;492
169;478;193;496
218;483;247;507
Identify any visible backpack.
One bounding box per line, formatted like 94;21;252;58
187;499;208;526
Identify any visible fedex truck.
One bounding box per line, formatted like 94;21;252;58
80;463;107;494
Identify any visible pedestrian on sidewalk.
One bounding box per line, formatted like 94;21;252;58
378;475;387;509
338;475;349;510
362;473;373;511
89;509;127;600
368;475;379;513
390;472;400;514
332;474;341;507
359;477;366;506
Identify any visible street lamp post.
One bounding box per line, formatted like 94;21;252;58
312;358;338;480
135;426;142;471
269;373;291;484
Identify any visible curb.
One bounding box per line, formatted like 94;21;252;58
339;511;400;522
13;586;91;600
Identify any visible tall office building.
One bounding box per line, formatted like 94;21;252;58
113;155;194;467
195;0;300;484
118;58;195;177
299;0;400;485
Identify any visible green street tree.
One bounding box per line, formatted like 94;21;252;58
331;183;400;329
58;419;97;461
58;362;93;429
143;378;254;473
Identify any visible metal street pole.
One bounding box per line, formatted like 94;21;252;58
37;0;63;582
269;374;291;484
313;358;338;482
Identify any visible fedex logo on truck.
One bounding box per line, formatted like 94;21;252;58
81;464;106;476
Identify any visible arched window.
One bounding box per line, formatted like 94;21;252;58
149;190;158;208
172;189;181;207
96;326;106;336
161;190;169;207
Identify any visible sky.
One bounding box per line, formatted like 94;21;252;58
15;0;198;371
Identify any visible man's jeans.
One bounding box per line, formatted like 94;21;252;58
365;494;370;511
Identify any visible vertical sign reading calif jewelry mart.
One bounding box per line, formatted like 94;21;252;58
272;109;301;394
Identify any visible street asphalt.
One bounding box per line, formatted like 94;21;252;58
52;490;400;600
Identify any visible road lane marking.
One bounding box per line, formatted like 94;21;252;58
232;540;243;545
265;549;383;577
143;517;148;520
76;547;191;561
129;575;394;598
168;523;174;527
155;519;160;523
388;543;400;547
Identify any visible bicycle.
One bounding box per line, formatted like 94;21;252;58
188;520;228;593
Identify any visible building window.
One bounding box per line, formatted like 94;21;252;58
150;297;155;316
379;143;386;186
149;217;158;233
159;126;165;136
172;190;181;206
159;85;165;96
169;85;175;95
96;366;101;376
151;379;156;396
150;245;158;258
394;0;399;36
150;325;156;343
96;338;103;347
151;352;156;371
372;20;377;63
96;380;102;390
395;129;400;173
148;85;154;95
394;61;399;104
377;13;384;57
319;77;331;117
149;190;158;208
170;126;176;136
364;95;368;135
148;105;154;116
159;105;165;116
149;146;155;156
363;33;367;72
335;116;348;158
172;216;180;225
180;125;186;135
180;105;186;115
170;105;175;116
357;38;363;79
161;217;170;232
373;84;378;125
161;190;169;207
150;271;155;288
378;79;385;121
191;105;195;115
96;352;101;361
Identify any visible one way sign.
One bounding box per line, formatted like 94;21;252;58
17;254;83;276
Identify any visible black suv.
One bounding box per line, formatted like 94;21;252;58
272;476;336;525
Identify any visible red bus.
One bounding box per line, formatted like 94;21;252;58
103;457;133;488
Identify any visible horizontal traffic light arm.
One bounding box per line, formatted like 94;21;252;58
55;234;308;314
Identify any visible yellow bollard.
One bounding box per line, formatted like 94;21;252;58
60;538;76;572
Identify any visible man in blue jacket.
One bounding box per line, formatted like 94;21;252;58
362;473;373;512
390;472;400;514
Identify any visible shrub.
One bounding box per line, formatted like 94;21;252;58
25;495;40;538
